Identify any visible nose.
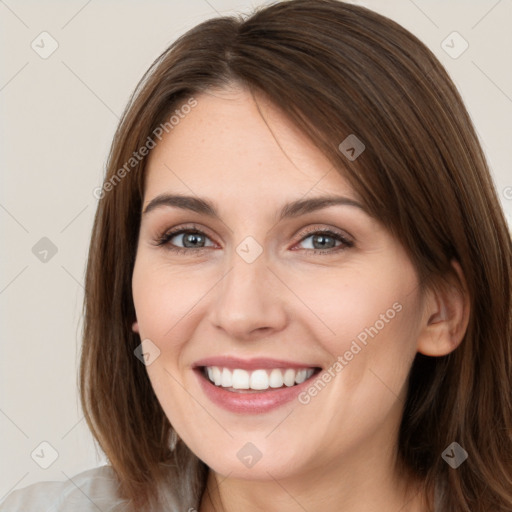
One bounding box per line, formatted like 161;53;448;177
208;248;288;340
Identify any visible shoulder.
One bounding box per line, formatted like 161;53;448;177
0;465;128;512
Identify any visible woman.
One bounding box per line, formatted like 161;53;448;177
2;0;511;511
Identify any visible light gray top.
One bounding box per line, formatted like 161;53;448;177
0;465;128;512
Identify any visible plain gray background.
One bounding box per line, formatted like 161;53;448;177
1;0;511;497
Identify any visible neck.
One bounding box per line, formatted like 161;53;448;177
199;454;429;512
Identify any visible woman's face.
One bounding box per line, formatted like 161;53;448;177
132;85;427;481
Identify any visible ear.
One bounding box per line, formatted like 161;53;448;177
132;321;139;334
417;260;470;357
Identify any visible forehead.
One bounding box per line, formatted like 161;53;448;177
143;86;358;206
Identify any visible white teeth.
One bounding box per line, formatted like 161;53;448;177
232;369;250;389
283;368;296;387
295;368;315;384
212;366;222;386
294;369;307;384
269;368;284;388
204;366;316;391
221;368;232;387
250;369;269;390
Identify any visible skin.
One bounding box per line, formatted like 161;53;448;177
131;85;469;512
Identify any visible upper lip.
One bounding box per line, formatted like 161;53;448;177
192;356;321;371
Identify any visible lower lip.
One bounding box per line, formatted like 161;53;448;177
194;368;318;414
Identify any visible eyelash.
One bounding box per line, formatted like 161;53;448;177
154;223;354;256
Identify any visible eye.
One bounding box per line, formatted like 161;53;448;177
154;224;215;254
293;227;354;255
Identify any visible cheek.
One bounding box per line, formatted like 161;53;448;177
291;264;419;350
131;258;205;341
131;259;203;436
294;263;422;397
289;271;422;451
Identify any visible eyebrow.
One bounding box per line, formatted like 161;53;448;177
142;193;367;221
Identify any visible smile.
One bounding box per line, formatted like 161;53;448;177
203;366;316;391
193;357;322;413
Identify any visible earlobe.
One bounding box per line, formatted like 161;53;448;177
417;260;470;357
132;321;139;334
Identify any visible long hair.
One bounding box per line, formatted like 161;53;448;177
79;1;512;510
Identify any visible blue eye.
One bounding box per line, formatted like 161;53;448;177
295;229;353;254
155;225;354;255
155;225;214;254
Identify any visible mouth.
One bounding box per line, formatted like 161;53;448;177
192;357;322;413
200;366;320;393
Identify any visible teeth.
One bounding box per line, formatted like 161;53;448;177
221;368;232;387
295;369;306;384
232;369;250;389
204;366;316;391
283;368;296;386
212;366;222;386
269;368;284;388
250;369;269;390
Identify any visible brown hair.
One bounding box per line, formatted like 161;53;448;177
80;1;512;510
